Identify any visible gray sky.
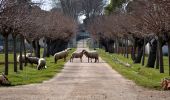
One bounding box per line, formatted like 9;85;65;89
32;0;53;11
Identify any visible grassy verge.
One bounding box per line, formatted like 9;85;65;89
98;49;170;90
0;48;75;86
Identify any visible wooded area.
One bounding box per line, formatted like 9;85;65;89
0;0;77;75
86;0;170;74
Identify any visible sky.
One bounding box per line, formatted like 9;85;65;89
32;0;53;11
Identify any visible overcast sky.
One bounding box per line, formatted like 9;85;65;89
32;0;53;11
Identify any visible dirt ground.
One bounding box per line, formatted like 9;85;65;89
0;40;170;100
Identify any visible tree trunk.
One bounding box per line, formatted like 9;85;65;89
43;39;47;58
36;40;40;58
142;38;146;66
134;46;143;63
156;45;159;69
158;36;164;73
19;35;23;70
46;40;50;57
121;38;124;55
124;38;126;57
12;34;17;72
131;40;136;61
117;38;119;54
32;41;36;56
33;40;40;58
147;39;157;68
4;35;9;75
168;40;170;76
126;38;129;58
23;38;27;66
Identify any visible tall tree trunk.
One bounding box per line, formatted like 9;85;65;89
134;46;143;63
121;38;124;55
12;34;17;72
43;39;47;58
168;40;170;76
147;39;157;68
158;36;164;73
124;38;127;57
126;38;129;58
124;38;126;57
23;38;27;66
46;40;50;57
117;38;119;54
131;40;136;61
4;35;9;75
156;45;159;69
142;38;146;66
35;40;40;58
32;40;36;56
19;35;23;70
115;37;118;54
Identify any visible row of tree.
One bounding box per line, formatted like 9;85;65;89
0;0;77;75
86;0;170;74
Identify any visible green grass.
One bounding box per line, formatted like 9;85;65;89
98;49;170;90
0;48;75;86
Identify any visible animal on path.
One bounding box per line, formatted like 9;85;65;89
70;51;84;62
82;50;99;63
54;48;70;63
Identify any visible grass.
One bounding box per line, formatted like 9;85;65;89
98;49;170;90
0;48;75;86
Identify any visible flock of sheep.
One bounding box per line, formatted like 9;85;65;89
55;49;99;63
17;48;99;71
1;49;99;85
17;53;47;70
69;49;99;63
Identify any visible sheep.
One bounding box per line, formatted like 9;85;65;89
27;57;39;65
70;51;84;62
27;57;47;70
54;50;69;63
0;73;10;86
82;50;99;63
17;53;32;63
37;58;47;70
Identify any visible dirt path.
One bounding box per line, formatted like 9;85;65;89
0;40;170;100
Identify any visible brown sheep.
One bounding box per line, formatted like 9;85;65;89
82;50;99;63
54;48;70;63
70;51;84;62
